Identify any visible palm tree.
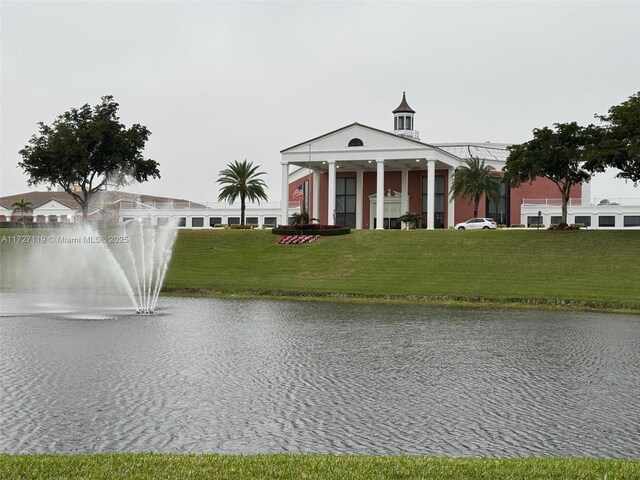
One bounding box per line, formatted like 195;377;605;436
217;160;268;225
11;198;33;227
450;156;503;218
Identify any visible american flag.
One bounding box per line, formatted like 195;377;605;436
291;184;304;199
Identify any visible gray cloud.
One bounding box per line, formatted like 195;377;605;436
2;1;639;201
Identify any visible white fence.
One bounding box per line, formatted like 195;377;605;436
520;199;640;229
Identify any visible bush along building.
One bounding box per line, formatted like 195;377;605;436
280;92;628;230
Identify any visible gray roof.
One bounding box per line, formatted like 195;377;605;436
434;144;511;163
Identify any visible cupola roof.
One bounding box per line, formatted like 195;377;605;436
392;91;415;114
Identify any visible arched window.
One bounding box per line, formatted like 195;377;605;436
348;138;364;147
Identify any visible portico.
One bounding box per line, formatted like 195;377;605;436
280;122;462;229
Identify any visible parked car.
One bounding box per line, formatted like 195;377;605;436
455;218;497;230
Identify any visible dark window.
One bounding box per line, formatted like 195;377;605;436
192;217;204;227
335;177;356;228
264;217;277;226
624;216;640;227
246;217;259;225
157;217;169;226
598;216;615;227
406;116;412;130
422;175;445;228
209;217;222;227
574;215;591;227
373;218;401;229
177;217;186;227
486;181;509;225
122;217;133;223
550;216;562;225
348;138;363;147
228;217;240;225
527;216;543;227
398;116;404;130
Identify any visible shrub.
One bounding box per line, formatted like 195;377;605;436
227;224;255;230
398;212;425;229
279;224;344;231
272;226;351;236
510;224;525;228
548;223;581;231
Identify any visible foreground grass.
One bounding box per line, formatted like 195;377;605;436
2;454;639;480
164;229;640;311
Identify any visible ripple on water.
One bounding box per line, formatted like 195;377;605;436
1;297;639;457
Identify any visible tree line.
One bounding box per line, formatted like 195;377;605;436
17;92;639;227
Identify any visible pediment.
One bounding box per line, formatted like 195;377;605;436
35;200;75;211
282;122;433;154
368;190;406;200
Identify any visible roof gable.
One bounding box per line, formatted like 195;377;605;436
281;122;435;154
34;199;76;211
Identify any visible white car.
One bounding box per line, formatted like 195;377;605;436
455;218;497;230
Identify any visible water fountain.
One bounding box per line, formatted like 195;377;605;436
115;219;178;314
0;217;178;316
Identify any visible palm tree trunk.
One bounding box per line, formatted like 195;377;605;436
240;193;246;226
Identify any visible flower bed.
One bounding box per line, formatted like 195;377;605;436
278;235;320;245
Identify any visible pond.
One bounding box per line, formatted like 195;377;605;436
1;296;639;457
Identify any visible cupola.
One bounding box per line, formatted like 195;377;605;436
392;92;419;139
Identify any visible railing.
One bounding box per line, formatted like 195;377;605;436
522;198;640;207
117;201;290;210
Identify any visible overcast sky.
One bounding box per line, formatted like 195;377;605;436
2;1;639;203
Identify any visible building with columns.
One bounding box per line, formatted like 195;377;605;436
281;93;586;229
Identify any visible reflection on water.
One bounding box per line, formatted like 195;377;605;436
1;296;639;457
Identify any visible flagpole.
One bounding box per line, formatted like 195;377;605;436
308;144;311;220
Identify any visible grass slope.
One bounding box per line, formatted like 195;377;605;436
165;230;640;310
1;454;639;480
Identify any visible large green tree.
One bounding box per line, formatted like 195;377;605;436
18;96;160;220
450;156;503;218
216;160;268;225
585;91;640;184
11;198;33;227
505;122;596;225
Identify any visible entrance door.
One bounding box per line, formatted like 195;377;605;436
369;191;404;229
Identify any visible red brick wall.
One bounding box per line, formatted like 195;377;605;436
298;168;456;228
291;169;583;228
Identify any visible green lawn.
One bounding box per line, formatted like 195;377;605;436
1;228;638;310
1;454;639;480
164;229;640;310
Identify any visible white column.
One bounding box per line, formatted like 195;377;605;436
281;163;289;225
427;159;436;229
328;161;336;226
448;167;455;228
312;170;320;221
376;159;385;230
401;166;409;219
356;168;364;229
